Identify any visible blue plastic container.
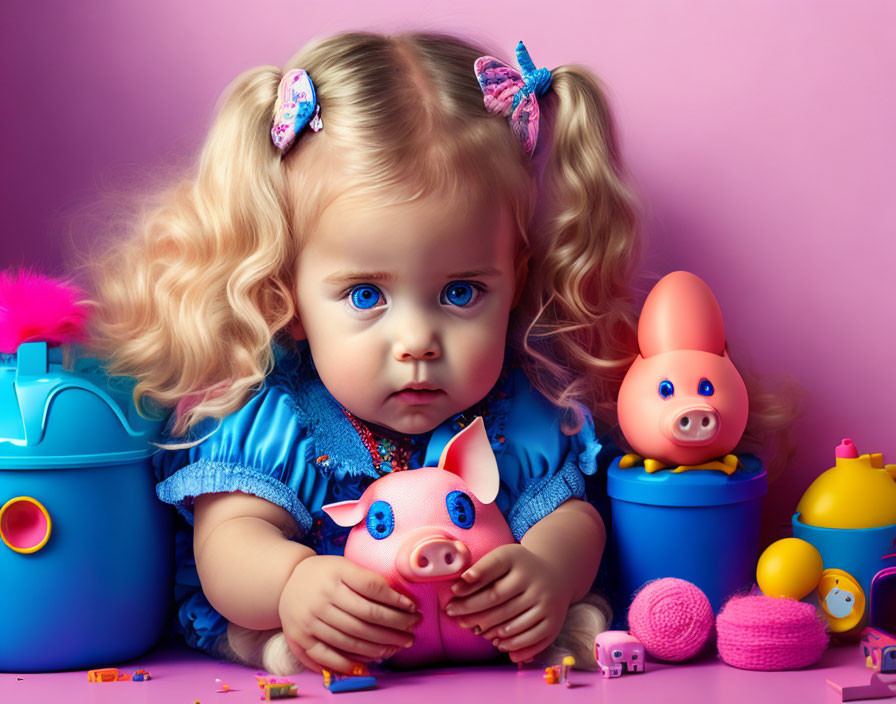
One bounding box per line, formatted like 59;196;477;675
791;514;896;612
608;455;767;612
0;342;172;672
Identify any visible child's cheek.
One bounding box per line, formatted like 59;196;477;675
452;315;509;401
317;341;380;410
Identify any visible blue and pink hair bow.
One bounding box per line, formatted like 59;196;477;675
271;69;323;155
474;41;552;156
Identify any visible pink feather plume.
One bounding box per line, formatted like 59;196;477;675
0;269;89;354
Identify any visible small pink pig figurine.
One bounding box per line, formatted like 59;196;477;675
322;417;516;667
593;631;645;678
616;271;749;474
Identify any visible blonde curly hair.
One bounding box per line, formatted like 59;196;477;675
87;31;641;437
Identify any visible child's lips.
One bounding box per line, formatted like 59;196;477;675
391;388;444;405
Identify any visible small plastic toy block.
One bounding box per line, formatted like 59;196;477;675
255;676;298;700
322;665;377;693
327;677;377;694
543;656;575;686
262;682;298;699
862;628;896;672
87;668;130;682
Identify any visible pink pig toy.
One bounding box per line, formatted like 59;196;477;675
323;417;516;667
593;631;646;678
616;271;748;474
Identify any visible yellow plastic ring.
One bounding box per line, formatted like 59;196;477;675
0;496;52;554
817;568;865;633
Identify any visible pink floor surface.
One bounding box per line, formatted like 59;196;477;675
0;639;891;704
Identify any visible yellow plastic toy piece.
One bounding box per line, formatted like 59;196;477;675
670;454;741;475
796;439;896;529
817;568;865;633
644;458;666;474
0;496;52;554
756;538;824;600
87;668;130;682
620;453;740;475
618;453;642;469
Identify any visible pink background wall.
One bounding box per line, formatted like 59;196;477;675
1;0;893;543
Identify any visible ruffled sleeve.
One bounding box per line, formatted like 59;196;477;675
152;381;325;537
424;368;602;541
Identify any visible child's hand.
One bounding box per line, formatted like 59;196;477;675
278;555;421;674
444;544;571;663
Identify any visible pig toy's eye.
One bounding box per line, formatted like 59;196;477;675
446;491;475;529
698;378;714;396
658;380;674;398
366;501;394;540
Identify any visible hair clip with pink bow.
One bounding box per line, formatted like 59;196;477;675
474;41;552;156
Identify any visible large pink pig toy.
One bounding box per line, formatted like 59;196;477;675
616;271;748;474
322;417;516;667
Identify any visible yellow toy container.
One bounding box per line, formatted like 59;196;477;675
791;439;896;633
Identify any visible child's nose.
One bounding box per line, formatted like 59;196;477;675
392;327;441;362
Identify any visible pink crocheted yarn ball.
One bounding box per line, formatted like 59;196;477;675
716;595;828;671
628;578;713;662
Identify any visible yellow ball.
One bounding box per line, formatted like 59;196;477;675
756;538;824;600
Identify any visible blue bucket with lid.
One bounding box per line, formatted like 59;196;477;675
608;455;767;612
0;341;172;672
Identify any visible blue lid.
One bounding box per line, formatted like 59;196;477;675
0;342;165;469
607;453;767;507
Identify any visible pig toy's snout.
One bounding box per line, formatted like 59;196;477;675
396;530;472;583
664;404;720;446
411;538;470;578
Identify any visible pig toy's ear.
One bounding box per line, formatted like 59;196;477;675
437;416;500;504
322;500;366;528
638;271;726;357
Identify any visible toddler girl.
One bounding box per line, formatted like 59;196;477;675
90;31;640;674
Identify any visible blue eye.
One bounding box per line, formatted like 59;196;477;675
658;380;674;398
698;378;714;396
349;285;384;310
441;281;479;307
446;491;475;529
365;501;394;540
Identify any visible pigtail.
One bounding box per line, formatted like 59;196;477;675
88;67;297;437
519;66;641;432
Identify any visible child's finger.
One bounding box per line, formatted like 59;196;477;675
508;632;557;664
310;617;399;662
340;564;417;613
445;575;524;618
495;618;552;654
284;632;323;674
480;602;539;640
305;639;366;675
451;550;512;597
335;582;422;633
454;592;529;633
321;603;416;650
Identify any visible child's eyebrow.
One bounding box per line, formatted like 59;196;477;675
446;267;503;279
322;267;503;286
323;271;394;286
